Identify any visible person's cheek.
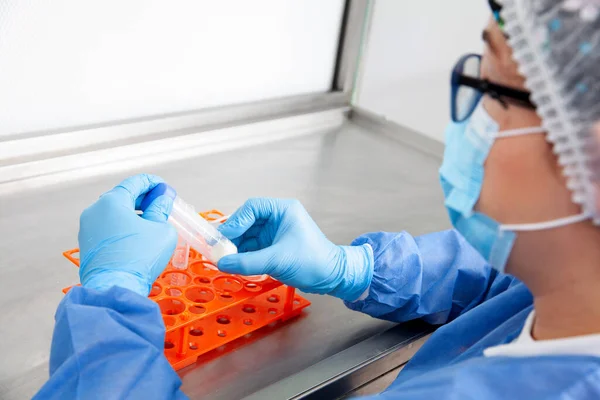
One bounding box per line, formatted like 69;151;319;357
478;136;556;224
477;140;523;221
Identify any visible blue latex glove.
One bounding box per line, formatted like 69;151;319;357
78;174;178;297
217;198;374;301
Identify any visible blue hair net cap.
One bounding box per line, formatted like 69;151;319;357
502;0;600;224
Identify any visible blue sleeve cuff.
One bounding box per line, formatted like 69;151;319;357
342;229;518;324
35;286;184;399
329;243;374;302
349;244;373;302
343;233;394;312
82;271;151;297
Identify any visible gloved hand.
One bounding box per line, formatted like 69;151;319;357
78;174;178;297
217;198;373;302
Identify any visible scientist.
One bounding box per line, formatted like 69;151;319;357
35;0;600;398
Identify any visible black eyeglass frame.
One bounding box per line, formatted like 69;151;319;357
451;53;536;123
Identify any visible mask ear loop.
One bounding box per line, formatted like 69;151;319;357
496;126;546;138
500;212;591;232
493;126;588;231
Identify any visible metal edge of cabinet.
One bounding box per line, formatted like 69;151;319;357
243;321;433;400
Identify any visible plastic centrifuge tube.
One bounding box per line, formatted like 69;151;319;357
170;236;190;286
172;236;190;270
209;215;268;282
140;183;237;266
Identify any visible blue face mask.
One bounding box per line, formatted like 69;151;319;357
439;103;588;273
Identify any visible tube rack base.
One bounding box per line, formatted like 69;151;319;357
61;211;310;371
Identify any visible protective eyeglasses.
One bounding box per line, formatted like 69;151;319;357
450;53;535;123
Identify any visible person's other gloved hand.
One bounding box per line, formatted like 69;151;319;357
78;174;178;297
217;198;373;302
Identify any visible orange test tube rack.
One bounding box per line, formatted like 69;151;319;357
61;210;310;371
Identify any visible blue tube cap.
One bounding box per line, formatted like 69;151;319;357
140;183;177;212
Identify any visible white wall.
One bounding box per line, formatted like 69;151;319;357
0;0;344;136
355;0;489;142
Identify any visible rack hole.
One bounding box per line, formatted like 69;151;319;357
217;330;227;337
162;272;191;286
157;298;185;316
185;286;215;303
268;308;278;315
164;341;175;349
165;288;182;297
149;284;162;297
194;277;210;285
244;282;262;292
267;294;280;303
190;328;203;336
189;343;198;350
243;319;253;326
242;305;256;313
293;298;301;305
213;276;243;292
189;305;206;314
216;315;231;325
220;293;234;302
189;261;218;275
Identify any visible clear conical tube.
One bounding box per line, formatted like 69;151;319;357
169;197;237;265
171;236;190;270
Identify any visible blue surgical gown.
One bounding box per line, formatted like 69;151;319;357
35;230;600;399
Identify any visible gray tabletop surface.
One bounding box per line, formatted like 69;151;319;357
0;121;449;399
